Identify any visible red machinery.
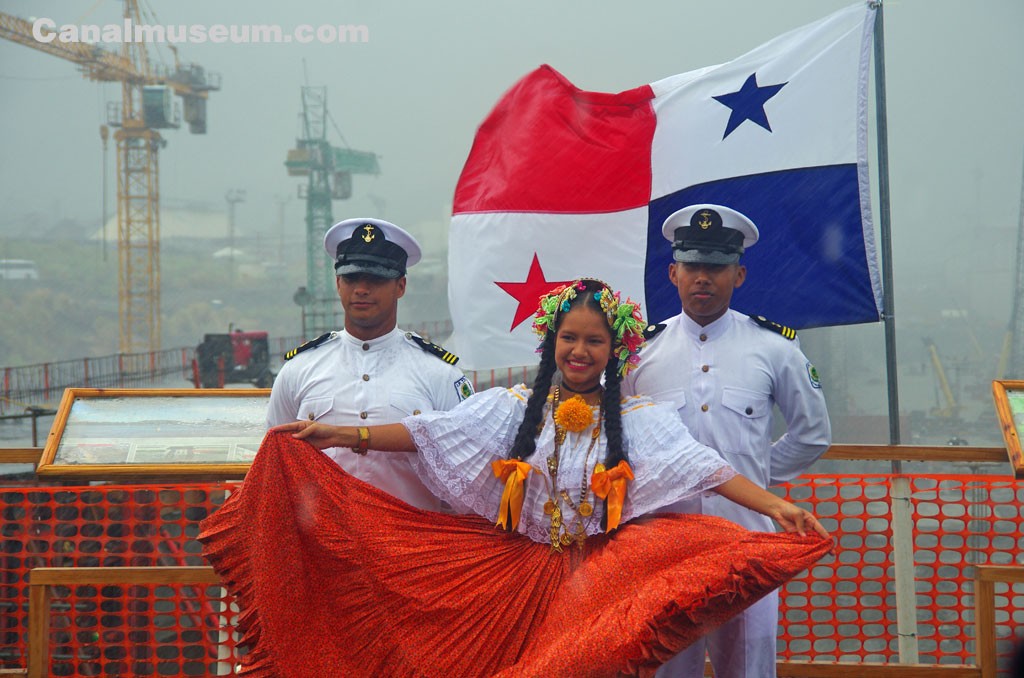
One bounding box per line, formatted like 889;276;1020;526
191;329;274;388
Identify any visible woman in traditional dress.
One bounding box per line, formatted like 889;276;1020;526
200;278;832;677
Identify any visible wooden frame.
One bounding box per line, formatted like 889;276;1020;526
990;380;1024;478
27;566;222;678
974;565;1024;678
36;388;270;479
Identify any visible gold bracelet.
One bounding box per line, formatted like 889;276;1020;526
355;427;370;455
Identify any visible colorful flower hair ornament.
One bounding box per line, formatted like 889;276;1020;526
531;278;647;377
609;296;646;377
531;281;584;345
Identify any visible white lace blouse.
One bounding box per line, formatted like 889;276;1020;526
404;385;738;544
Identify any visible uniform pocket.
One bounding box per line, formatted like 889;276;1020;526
652;388;687;411
721;387;770;420
720;388;771;461
390;391;430;417
297;395;335;422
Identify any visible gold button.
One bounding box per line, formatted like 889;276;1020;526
413;409;421;415
359;411;368;420
362;342;370;351
701;404;709;412
699;333;708;342
701;365;709;373
405;332;413;339
362;374;370;381
307;413;315;420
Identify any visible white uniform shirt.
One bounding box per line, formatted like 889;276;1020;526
622;308;830;530
267;327;473;510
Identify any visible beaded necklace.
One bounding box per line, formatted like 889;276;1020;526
544;386;602;552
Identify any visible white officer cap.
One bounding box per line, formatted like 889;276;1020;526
661;204;759;265
323;218;423;279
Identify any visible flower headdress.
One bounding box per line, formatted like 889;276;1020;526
530;278;647;377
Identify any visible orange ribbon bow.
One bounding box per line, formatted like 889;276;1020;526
492;459;532;531
590;460;635;531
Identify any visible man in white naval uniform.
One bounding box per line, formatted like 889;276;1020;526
267;218;474;511
623;204;831;678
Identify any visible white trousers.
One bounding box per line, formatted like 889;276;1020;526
655;589;780;678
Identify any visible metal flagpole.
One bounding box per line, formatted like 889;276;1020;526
872;1;899;452
871;0;920;664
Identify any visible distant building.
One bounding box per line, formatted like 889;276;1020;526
0;259;39;280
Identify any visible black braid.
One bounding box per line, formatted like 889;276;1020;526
600;359;627;531
508;333;557;461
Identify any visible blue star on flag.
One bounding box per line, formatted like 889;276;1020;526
713;73;787;139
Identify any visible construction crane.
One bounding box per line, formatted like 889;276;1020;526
1000;152;1024;379
285;86;379;337
0;3;219;353
923;338;960;419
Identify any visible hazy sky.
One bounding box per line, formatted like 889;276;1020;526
3;0;1022;279
2;0;1024;432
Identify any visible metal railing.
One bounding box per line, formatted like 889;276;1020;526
0;349;193;414
1;322;455;416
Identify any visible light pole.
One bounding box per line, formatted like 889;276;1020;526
225;189;246;281
100;125;109;262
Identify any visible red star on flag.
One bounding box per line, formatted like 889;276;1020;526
495;253;571;331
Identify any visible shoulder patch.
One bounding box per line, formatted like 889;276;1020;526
748;314;797;341
406;332;460;365
454;375;474;401
643;323;667;340
806;361;822;389
284;332;335;361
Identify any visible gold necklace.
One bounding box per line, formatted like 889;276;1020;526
544;386;602;552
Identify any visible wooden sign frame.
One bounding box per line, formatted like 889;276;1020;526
36;388;270;479
991;380;1024;478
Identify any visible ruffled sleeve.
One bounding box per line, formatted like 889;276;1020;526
619;396;738;521
403;385;528;520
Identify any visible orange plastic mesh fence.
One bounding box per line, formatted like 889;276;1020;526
0;484;238;674
907;476;1022;667
776;474;1024;674
43;581;237;676
777;475;897;662
1;475;1022;675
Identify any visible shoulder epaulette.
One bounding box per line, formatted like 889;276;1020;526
748;314;797;340
284;332;335;360
643;323;667;340
406;332;460;365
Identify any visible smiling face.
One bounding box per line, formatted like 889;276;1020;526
669;261;746;326
554;305;612;394
336;273;406;340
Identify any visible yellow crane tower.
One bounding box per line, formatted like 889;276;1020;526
0;3;219;353
923;338;960;419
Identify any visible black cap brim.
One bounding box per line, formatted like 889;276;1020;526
335;262;403;279
672;249;741;265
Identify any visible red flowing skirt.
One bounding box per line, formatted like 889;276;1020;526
199;432;832;677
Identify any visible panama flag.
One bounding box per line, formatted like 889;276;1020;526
448;3;882;370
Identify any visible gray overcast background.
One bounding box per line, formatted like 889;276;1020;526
2;0;1024;446
3;0;1022;267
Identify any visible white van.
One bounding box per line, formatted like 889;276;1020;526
0;259;40;280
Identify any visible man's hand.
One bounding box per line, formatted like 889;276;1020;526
270;421;352;450
270;421;418;455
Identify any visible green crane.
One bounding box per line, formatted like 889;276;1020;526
285;86;379;337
